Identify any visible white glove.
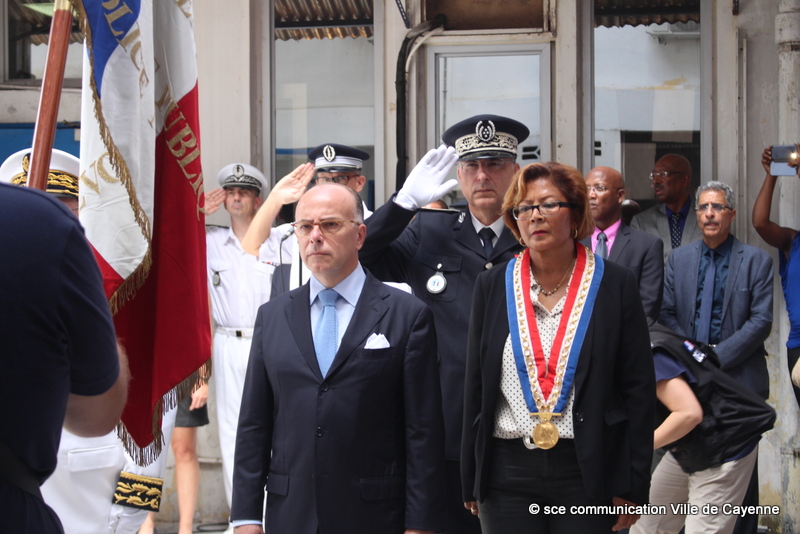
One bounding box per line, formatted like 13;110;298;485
395;145;459;211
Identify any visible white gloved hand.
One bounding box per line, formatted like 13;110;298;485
395;145;459;211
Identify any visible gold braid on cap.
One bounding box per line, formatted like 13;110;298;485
11;154;79;197
454;131;518;158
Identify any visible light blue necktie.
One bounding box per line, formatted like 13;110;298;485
315;289;339;376
695;250;716;344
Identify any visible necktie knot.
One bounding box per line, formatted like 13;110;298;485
479;227;496;258
319;288;339;307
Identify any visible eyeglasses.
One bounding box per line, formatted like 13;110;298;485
586;185;622;194
512;201;577;220
695;203;732;213
292;219;360;236
649;171;684;181
314;174;355;185
459;158;511;175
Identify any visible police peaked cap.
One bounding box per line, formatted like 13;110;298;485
0;148;80;198
308;143;370;172
442;114;530;161
217;163;267;192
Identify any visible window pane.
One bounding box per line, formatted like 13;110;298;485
594;22;701;209
275;36;374;213
7;1;82;82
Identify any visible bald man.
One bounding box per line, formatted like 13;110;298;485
581;166;664;320
631;154;703;264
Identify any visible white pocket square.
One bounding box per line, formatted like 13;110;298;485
364;333;391;349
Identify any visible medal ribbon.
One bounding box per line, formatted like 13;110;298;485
505;243;604;415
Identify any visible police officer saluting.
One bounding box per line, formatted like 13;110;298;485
360;114;529;533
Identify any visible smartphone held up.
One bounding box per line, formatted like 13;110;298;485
771;144;799;176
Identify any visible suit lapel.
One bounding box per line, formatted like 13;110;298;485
287;284;323;380
680;242;702;336
493;226;521;260
609;224;630;262
326;274;390;377
722;238;744;321
656;204;672;251
455;209;486;257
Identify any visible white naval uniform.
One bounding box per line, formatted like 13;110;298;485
40;407;178;534
207;225;292;506
288;201;372;290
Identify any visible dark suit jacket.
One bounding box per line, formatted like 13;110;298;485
631;202;703;264
580;223;664;320
461;256;655;506
231;271;446;533
660;237;774;398
360;198;524;459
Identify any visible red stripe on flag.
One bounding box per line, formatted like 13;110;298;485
116;83;210;449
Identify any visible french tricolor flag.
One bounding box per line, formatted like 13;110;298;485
73;0;211;464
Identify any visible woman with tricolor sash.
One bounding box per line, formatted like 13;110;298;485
461;162;655;533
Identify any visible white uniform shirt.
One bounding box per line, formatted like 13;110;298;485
207;224;293;328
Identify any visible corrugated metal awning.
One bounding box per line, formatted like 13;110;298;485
9;0;82;45
275;0;373;41
595;0;701;28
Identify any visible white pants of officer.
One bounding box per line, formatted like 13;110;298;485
213;328;253;508
41;407;177;534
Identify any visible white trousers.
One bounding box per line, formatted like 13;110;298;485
213;330;253;508
630;446;757;534
41;407;177;534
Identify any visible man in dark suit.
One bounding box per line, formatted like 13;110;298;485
231;184;446;534
360;115;529;533
580;166;664;319
660;181;773;534
631;154;703;264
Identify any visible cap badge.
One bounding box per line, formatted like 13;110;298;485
323;145;336;162
233;165;245;178
475;120;496;143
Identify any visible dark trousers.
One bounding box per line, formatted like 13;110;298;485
444;458;482;534
478;438;615;534
0;480;64;534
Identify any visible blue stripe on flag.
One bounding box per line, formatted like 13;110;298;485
82;0;142;97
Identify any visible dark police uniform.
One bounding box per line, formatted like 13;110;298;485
360;114;529;533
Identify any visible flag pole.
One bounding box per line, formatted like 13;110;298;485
28;0;74;191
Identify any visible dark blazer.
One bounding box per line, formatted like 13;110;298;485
580;223;664;320
360;198;524;459
660;237;774;398
631;202;703;264
231;271;446;533
461;255;655;506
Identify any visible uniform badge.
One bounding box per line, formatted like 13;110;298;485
212;271;221;286
427;265;447;294
475;120;496;143
323;144;336;162
233;164;244;178
458;212;466;223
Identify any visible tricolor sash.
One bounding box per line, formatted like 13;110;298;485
505;243;604;418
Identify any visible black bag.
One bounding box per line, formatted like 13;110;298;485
649;323;776;473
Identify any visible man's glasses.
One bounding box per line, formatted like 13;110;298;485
314;174;355;185
292;219;360;236
586;185;622;194
695;203;732;214
649;171;684;181
459;158;511;175
512;201;577;220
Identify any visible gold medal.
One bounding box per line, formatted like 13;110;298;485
532;421;559;449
